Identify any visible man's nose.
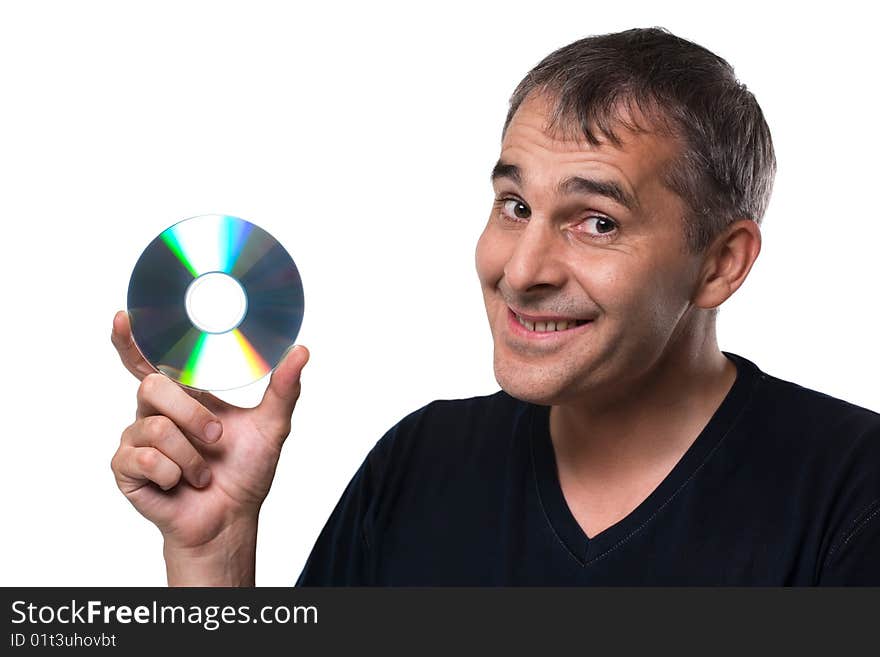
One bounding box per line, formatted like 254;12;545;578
502;218;567;293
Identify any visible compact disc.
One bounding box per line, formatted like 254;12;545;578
126;214;304;391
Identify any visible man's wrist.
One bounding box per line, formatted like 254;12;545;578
163;516;259;587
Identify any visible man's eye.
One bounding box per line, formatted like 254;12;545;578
496;198;617;239
500;198;531;220
582;216;618;237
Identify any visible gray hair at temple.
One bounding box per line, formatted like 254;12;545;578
502;27;777;253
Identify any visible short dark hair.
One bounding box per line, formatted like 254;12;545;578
502;27;776;252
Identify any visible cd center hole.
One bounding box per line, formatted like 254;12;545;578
184;272;248;334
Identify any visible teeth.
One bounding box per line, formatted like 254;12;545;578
515;314;585;332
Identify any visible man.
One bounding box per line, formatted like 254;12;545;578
111;27;880;585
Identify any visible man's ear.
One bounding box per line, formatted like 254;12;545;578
692;219;762;309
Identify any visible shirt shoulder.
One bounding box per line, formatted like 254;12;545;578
731;355;880;582
746;359;880;459
367;389;530;479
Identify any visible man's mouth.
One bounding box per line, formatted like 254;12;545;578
507;307;593;334
513;314;590;332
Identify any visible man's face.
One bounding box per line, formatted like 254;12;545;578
475;92;706;406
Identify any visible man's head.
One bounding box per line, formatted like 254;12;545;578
475;27;774;406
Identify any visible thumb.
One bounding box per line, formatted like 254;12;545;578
255;344;310;436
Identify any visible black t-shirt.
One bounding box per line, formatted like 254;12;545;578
295;353;880;585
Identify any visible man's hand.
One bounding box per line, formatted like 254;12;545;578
109;310;309;585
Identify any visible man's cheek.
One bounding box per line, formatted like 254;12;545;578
578;264;628;312
476;230;511;287
474;228;496;283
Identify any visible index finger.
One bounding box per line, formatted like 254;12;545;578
111;310;156;381
137;373;223;445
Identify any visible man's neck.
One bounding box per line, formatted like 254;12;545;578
549;330;736;487
545;321;738;538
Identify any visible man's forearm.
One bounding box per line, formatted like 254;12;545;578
163;517;258;586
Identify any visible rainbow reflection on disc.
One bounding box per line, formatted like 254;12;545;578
126;214;304;391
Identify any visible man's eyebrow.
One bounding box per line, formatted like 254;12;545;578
490;161;524;187
490;160;639;212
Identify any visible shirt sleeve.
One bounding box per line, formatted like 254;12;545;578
293;401;428;587
818;499;880;586
294;450;379;586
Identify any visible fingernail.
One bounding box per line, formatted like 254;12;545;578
204;421;222;442
197;468;212;488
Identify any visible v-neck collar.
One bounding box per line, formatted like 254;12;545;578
529;351;762;566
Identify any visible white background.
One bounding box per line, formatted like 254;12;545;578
1;0;877;586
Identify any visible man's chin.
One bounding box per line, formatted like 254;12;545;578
494;364;572;406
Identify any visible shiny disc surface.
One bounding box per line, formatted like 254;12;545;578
127;214;304;391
